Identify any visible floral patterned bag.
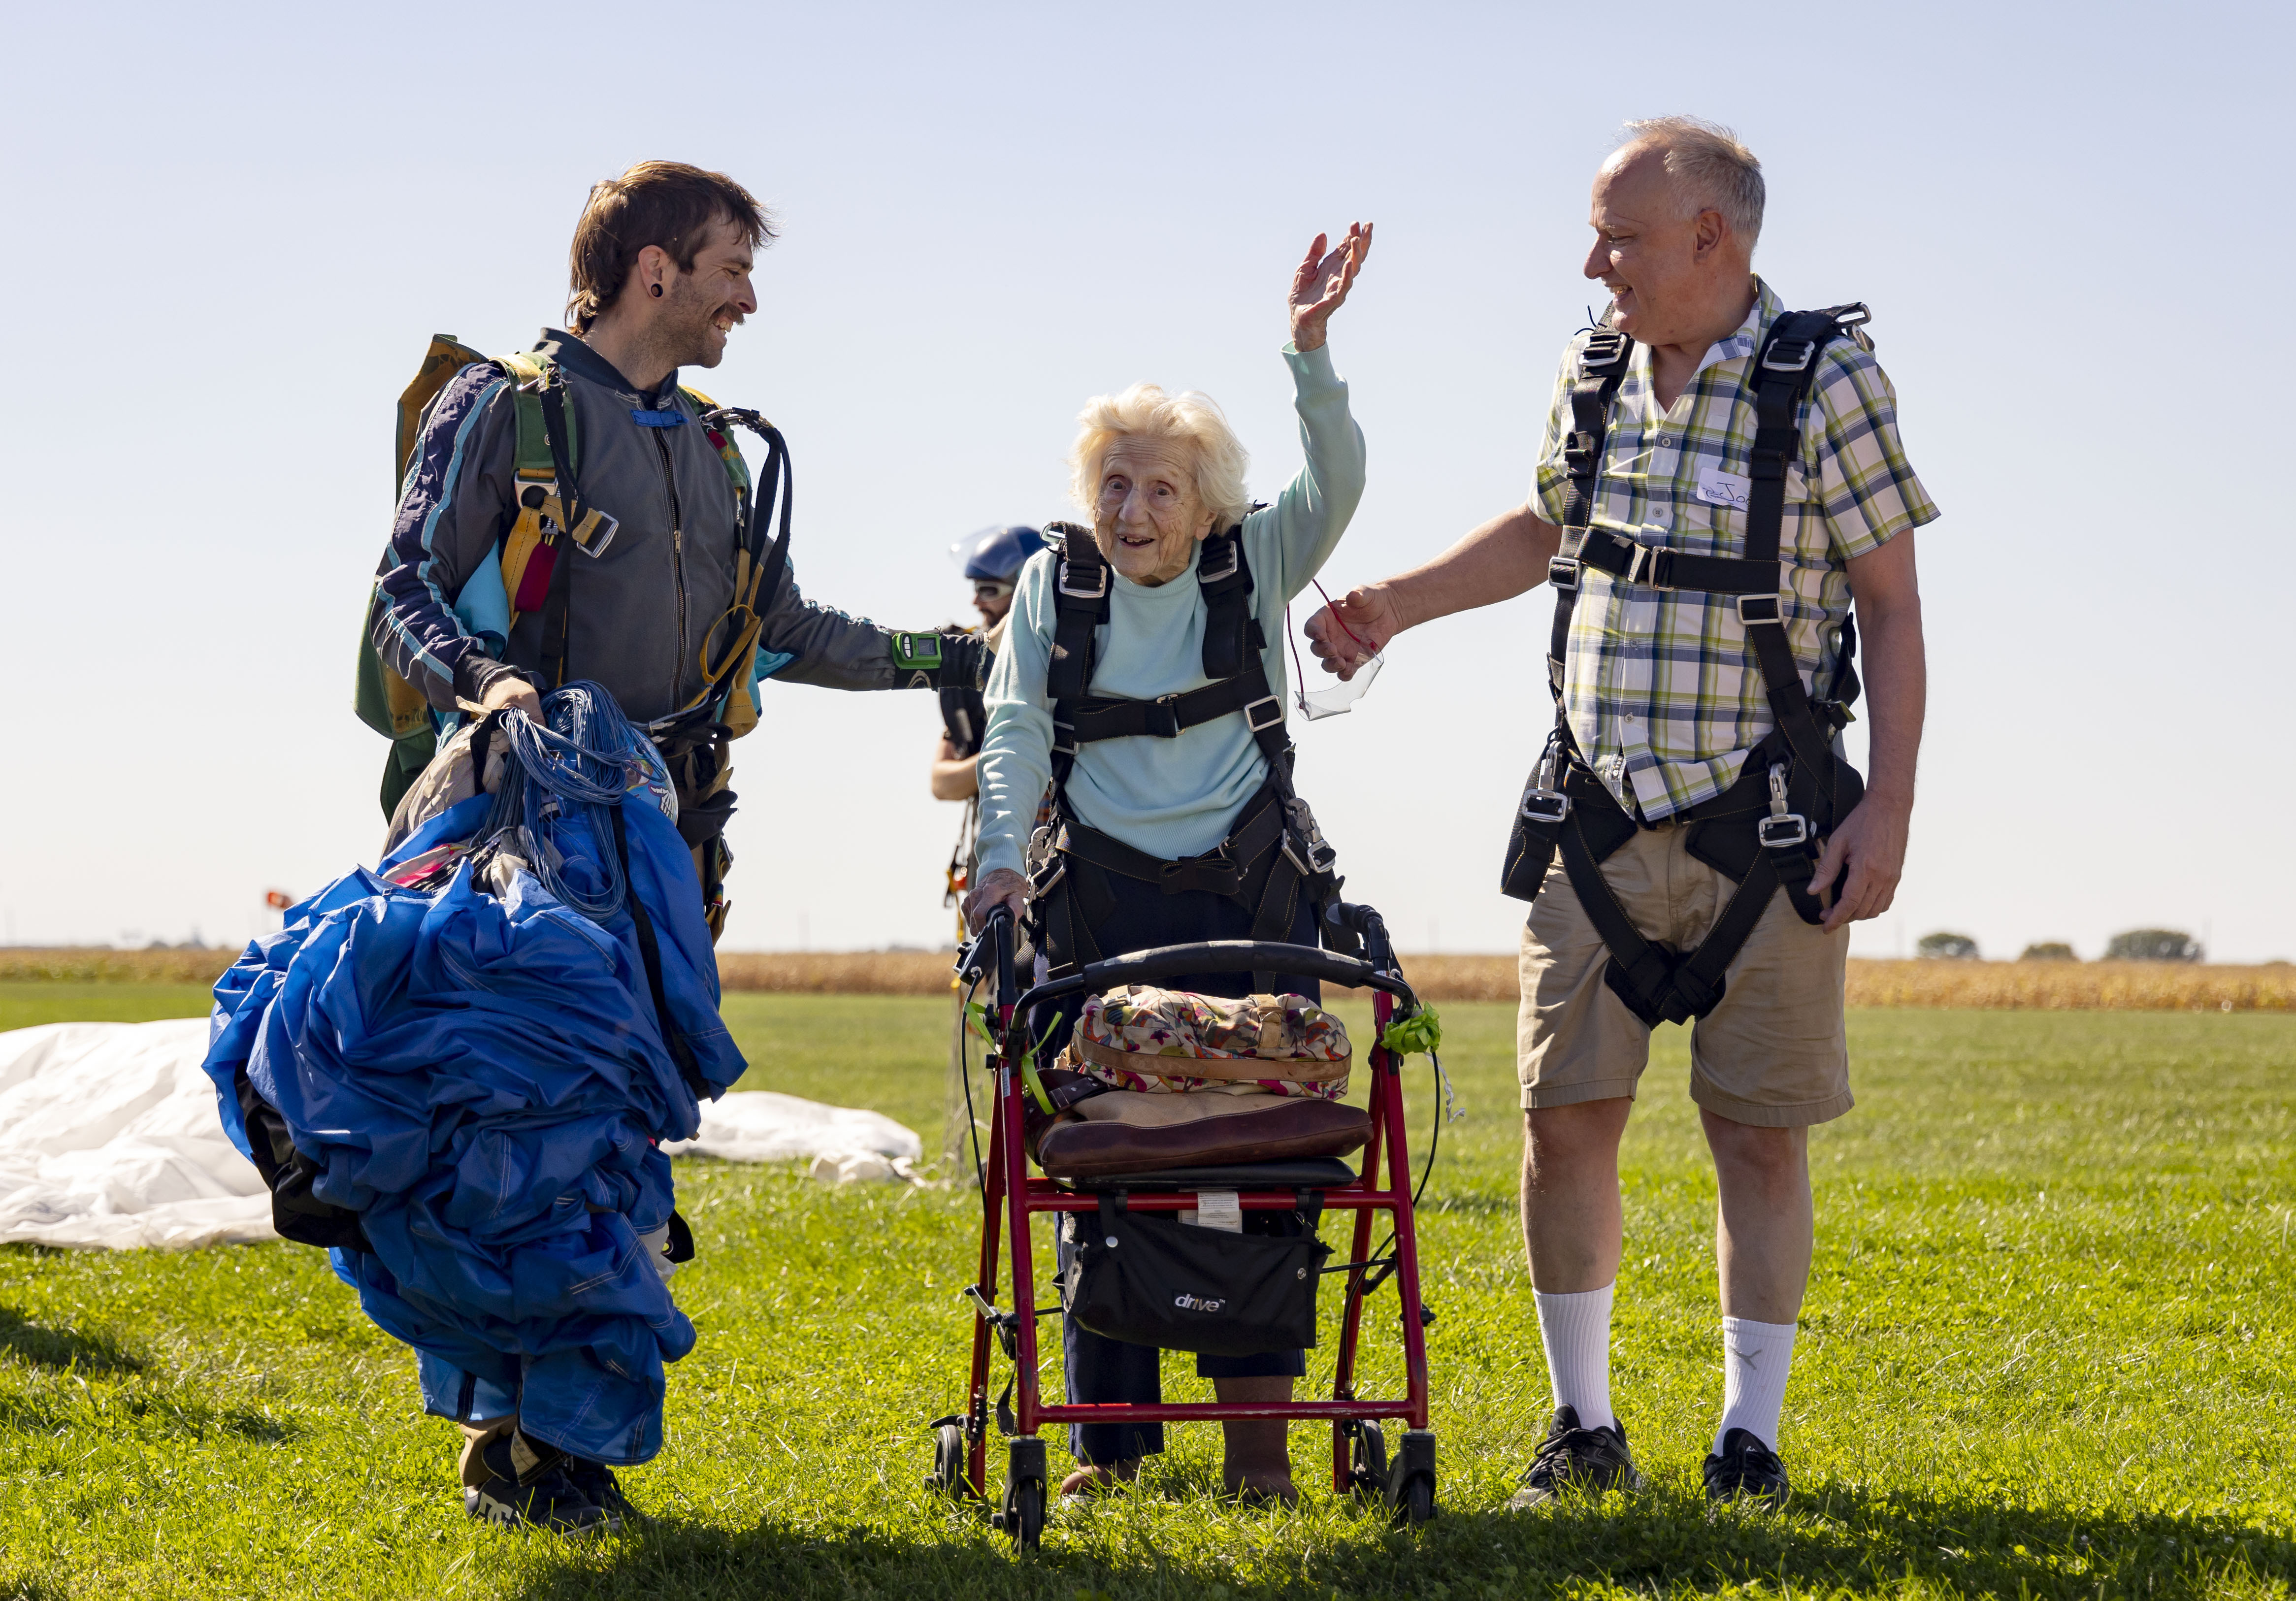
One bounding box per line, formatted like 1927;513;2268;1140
1059;985;1350;1102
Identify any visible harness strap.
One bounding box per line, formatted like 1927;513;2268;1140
1065;673;1285;746
1547;328;1634;694
1568;525;1778;594
1058;792;1287;899
535;373;583;689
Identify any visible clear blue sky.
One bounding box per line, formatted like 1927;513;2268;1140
1;0;2287;960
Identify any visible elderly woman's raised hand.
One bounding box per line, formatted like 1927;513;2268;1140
1289;223;1372;353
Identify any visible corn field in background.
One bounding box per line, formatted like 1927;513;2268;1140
5;947;2290;1010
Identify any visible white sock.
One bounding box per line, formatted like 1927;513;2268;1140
1714;1315;1797;1453
1533;1284;1614;1432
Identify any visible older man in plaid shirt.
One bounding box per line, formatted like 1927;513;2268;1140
1309;116;1933;1510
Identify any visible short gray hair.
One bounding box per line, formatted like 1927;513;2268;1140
1618;116;1765;250
1067;383;1253;531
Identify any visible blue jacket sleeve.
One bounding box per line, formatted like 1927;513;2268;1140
368;363;520;711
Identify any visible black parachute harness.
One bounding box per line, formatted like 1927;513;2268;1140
522;373;797;938
1502;305;1873;1029
1023;520;1342;996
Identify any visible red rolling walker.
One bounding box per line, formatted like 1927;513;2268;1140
925;902;1439;1550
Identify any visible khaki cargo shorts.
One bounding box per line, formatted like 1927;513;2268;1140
1517;820;1852;1128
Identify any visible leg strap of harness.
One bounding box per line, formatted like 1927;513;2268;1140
1556;802;1785;1030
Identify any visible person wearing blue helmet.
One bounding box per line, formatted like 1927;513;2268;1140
930;524;1049;805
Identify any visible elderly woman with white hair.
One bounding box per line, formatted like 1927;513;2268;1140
964;223;1372;1504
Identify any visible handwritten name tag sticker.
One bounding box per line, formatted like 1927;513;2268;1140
1695;464;1751;511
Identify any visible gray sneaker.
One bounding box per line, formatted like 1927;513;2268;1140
1506;1405;1643;1510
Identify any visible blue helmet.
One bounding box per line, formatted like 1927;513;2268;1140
955;524;1047;583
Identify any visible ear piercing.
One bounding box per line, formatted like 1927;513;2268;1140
650;283;664;298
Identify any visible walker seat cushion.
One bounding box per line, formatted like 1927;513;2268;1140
1032;1088;1370;1179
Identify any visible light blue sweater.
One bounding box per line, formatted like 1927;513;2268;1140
976;342;1366;881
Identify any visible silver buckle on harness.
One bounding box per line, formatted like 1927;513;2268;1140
1057;560;1110;600
1197;535;1241;583
1548;556;1581;591
1623;543;1669;588
1736;593;1784;626
1244;695;1283;732
1050;720;1077;757
1762;337;1819;373
1522;788;1571;824
1758;814;1809;848
1760;760;1807;848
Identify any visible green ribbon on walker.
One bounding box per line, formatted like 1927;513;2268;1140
967;999;1054;1114
1378;1002;1443;1059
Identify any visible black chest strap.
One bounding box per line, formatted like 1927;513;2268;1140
1045;525;1287;791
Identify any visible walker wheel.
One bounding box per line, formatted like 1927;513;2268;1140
998;1478;1045;1550
924;1420;978;1500
1387;1427;1438;1528
1346;1419;1388;1498
991;1435;1047;1552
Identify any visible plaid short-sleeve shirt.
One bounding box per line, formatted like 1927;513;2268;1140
1531;278;1938;819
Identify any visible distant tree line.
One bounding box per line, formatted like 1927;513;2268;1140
1912;930;2207;963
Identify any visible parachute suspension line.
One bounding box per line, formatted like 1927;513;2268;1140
485;681;653;920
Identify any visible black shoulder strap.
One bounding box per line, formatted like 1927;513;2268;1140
535;370;583;689
1045;523;1110;785
1197;524;1257;679
1736;307;1855;782
1545;329;1634;700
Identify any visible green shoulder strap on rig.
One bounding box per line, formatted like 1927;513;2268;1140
358;342;756;817
360;336;572;816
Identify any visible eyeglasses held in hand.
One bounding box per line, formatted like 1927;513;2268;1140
1297;650;1383;720
1287;578;1382;721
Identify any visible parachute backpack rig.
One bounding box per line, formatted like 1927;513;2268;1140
1503;304;1875;1027
359;335;797;816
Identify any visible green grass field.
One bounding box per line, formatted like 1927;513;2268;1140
1;983;2292;1599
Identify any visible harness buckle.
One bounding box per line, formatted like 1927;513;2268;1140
1547;556;1581;592
1736;593;1783;626
1050;720;1078;757
1762;336;1819;373
1197;535;1241;583
1521;788;1571;825
1580;332;1629;371
1623;543;1673;588
1760;760;1807;848
1244;695;1283;732
1057;560;1110;600
1758;814;1809;849
1146;694;1184;739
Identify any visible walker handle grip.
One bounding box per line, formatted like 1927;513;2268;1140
1016;939;1413;1012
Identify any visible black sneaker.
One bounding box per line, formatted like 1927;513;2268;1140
468;1431;619;1535
1703;1427;1790;1509
1506;1405;1642;1509
563;1458;640;1525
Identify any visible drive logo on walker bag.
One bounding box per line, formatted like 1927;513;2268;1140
1174;1292;1227;1314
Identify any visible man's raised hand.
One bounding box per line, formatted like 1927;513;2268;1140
1304;583;1401;681
1289;222;1373;353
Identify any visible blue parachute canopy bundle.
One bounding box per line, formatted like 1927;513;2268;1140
202;683;746;1465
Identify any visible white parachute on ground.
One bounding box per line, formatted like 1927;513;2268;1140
0;1020;924;1251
